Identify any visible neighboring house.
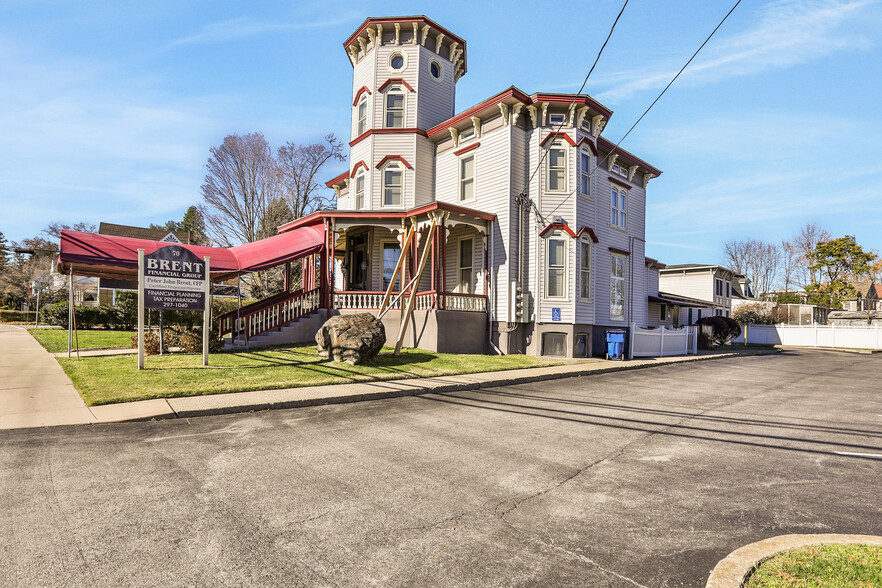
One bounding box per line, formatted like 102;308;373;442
280;15;663;358
843;278;880;312
658;264;736;324
644;257;704;327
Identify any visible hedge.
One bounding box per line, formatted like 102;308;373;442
0;310;37;323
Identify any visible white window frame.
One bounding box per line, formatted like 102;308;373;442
382;162;403;207
429;58;444;82
611;185;627;230
544;231;568;300
579;149;592;198
610;253;627;321
457;237;474;294
354;171;366;210
546;140;567;193
356;96;369;137
384;86;406;128
548;113;566;126
579;239;591;300
459;153;475;202
387;52;407;72
458;126;475;141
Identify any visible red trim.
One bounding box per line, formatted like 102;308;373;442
344;16;467;54
349;128;428;147
609;175;631;189
609;247;630;256
597;136;662;176
325;170;349;188
376;154;412;169
427;86;533;137
540;132;576;147
576;227;599;243
531;93;612;118
539;222;577;238
352;86;371;106
378;78;415;93
453;142;480;156
350;161;368;177
278;202;496;233
575;136;598;155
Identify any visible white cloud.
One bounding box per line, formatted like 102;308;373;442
595;0;878;103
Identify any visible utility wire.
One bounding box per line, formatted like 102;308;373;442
541;0;743;223
519;0;629;201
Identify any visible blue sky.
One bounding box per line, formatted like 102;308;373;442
1;0;880;265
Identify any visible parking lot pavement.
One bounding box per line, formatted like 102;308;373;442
1;349;880;587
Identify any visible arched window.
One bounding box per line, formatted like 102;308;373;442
357;96;369;137
547;140;567;192
385;87;405;128
354;170;366;210
383;163;403;207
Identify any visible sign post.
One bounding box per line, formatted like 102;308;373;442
138;245;210;367
137;249;145;370
202;256;210;366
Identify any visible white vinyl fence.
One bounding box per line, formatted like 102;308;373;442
733;323;882;350
629;324;698;359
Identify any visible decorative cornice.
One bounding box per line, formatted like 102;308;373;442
540;132;577;147
540;102;548;126
349;128;428;147
448;127;459;147
376;154;412;169
325;170;349;188
607;153;619;172
627;165;639;182
539;222;577;238
597;136;662;176
591;114;606;138
453;142;480;156
526;105;538;127
425;87;533;137
608;175;631;189
470;116;482;138
378;77;415;93
575;137;598;155
352;86;371;106
576;226;599;243
643;173;656;188
531;93;613;118
350;161;368;177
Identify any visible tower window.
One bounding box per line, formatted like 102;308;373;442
430;60;442;79
390;54;404;70
385;89;405;128
357;97;368;136
383;163;403;206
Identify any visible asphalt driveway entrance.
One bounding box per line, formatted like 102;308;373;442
1;349;880;587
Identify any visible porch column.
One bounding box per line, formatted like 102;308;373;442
430;224;436;294
440;222;447;304
329;221;336;308
284;261;291;292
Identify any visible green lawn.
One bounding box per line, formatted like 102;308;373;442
29;329;135;353
745;544;882;587
58;344;556;406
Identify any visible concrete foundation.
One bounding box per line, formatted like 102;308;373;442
339;309;487;354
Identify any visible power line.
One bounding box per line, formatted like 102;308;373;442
519;0;629;200
541;0;743;223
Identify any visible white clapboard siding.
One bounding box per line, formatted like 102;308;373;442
413;137;435;207
659;272;714;303
417;48;455;130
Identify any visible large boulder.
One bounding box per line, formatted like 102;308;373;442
315;313;386;364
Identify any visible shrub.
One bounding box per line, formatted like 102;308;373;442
696;316;742;348
42;301;69;328
732;303;774;325
0;310;36;323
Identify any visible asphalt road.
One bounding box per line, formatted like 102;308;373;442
2;349;880;587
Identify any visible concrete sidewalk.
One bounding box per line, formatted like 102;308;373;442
0;325;777;431
0;324;98;429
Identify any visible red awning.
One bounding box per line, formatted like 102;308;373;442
58;224;325;281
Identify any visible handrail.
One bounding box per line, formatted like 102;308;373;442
219;287;321;341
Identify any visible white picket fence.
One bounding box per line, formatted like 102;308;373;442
733;323;882;350
629;323;698;359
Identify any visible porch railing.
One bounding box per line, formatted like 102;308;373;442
333;290;486;313
218;287;321;342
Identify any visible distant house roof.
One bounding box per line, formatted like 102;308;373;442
651;293;707;308
98;222;191;244
660;264;736;276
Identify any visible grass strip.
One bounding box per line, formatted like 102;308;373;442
29;329;135;353
57;344;557;406
744;543;882;587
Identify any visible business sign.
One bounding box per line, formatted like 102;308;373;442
551;307;561;322
144;246;207;310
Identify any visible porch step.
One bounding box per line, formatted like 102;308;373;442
223;309;328;351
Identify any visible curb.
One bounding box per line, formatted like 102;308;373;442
87;349;775;425
706;533;882;587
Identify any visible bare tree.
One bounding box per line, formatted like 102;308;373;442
42;222;97;239
277;134;345;219
722;238;781;298
791;222;831;288
199;133;281;247
780;240;799;293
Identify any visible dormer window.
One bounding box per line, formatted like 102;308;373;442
357;96;369;136
383;162;403;206
385;87;405;128
547;140;567;192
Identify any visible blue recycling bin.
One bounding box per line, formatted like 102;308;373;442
605;330;625;361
